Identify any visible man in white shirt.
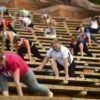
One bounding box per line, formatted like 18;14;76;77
36;39;76;78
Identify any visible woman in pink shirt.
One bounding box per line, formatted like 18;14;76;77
0;52;53;97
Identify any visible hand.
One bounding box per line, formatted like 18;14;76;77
35;66;43;71
55;75;59;79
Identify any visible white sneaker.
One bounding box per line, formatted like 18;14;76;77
48;91;53;97
50;35;56;38
44;34;49;37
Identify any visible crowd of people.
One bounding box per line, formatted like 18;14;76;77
0;6;100;97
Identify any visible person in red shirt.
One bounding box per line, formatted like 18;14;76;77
0;18;17;33
0;52;53;97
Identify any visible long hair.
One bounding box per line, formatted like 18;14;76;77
71;36;77;43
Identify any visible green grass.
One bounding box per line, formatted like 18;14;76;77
89;0;100;5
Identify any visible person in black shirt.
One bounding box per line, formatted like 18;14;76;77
14;36;44;61
70;36;92;57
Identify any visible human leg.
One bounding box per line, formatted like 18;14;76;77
18;47;26;59
8;23;17;33
83;43;92;56
50;58;59;78
6;39;10;50
31;45;44;60
87;34;91;46
91;34;100;44
21;68;53;97
0;74;9;96
50;28;56;38
68;60;76;77
44;28;50;36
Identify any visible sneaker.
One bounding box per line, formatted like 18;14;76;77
44;34;49;37
48;91;53;97
50;35;56;38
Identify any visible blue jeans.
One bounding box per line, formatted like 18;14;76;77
90;33;100;44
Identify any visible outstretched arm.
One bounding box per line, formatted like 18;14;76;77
13;68;23;96
8;32;14;52
79;43;84;56
70;47;74;55
24;39;32;61
64;58;69;78
35;56;49;70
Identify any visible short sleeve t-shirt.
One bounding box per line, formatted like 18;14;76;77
22;17;31;25
91;20;99;29
47;45;73;66
0;53;28;77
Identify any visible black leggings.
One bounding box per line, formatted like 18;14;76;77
6;39;10;50
4;9;9;15
74;43;92;57
8;23;17;33
18;45;44;61
83;43;93;57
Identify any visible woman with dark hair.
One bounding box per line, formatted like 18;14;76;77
70;36;93;57
14;36;44;61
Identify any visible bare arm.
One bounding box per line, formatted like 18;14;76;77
24;39;32;61
1;11;3;18
25;23;28;29
52;19;57;27
70;48;74;55
64;58;69;78
7;32;14;52
79;43;84;56
13;68;23;96
36;56;49;70
81;27;85;35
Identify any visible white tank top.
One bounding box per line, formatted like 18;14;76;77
91;20;99;29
